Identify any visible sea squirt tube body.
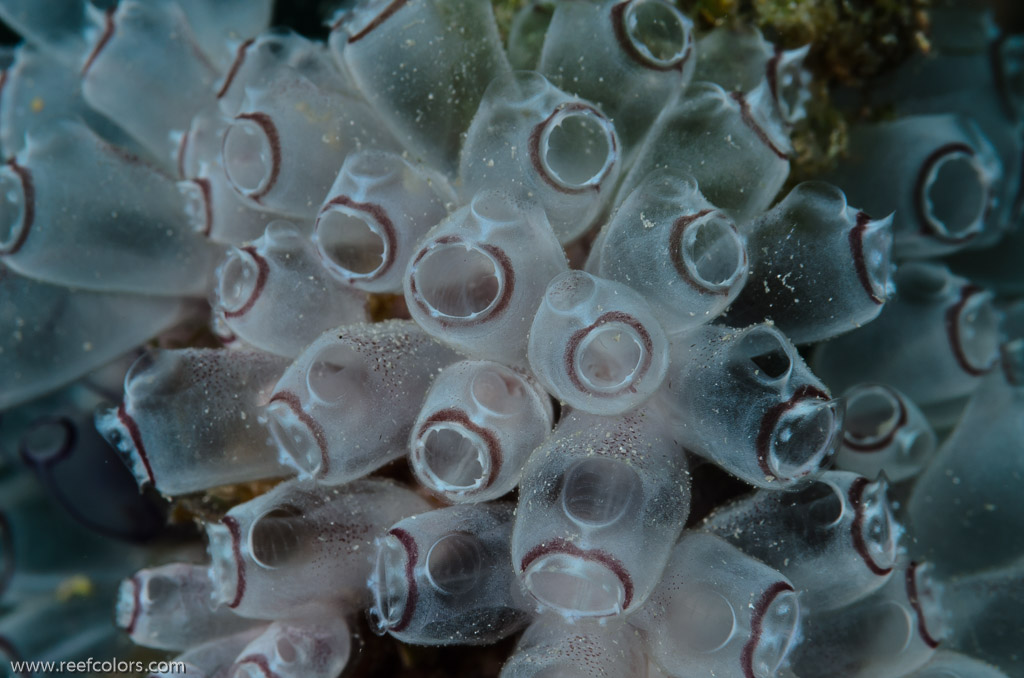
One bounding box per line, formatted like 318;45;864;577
658;323;842;488
459;70;621;244
834;383;938;483
827;114;1001;258
314;149;455;294
115;563;260;652
96;348;291;496
702;470;902;611
938;560;1024;674
694;25;812;125
404;191;568;366
621;80;791;222
265;321;461;484
812;261;1002;425
0;0;1019;675
907;372;1024;577
214;29;343;118
81;1;219;165
528;269;669;416
901;651;1012;678
205;478;430;619
511;406;690;619
586;169;748;334
0;120;219;297
331;0;511;174
410;360;553;503
791;561;946;678
227;607;351;678
0;44;126;158
212;220;368;359
0;267;186;410
630;532;801;678
500;617;648;678
726;181;895;344
149;627;268;678
538;0;696;153
369;503;530;645
222;76;398;218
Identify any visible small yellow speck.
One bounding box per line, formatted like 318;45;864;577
31;97;45;113
56;575;94;601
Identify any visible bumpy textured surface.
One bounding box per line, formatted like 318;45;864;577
0;1;1023;678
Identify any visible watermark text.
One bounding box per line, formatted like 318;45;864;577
7;657;186;675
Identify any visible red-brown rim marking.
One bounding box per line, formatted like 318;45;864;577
217;38;255;99
843;385;907;452
848;476;894;576
416;408;502;491
408;236;515;328
905;562;941;649
0;159;34;256
316;195;397;282
669;209;744;295
81;6;116;76
765;45;809;124
915;143;983;243
729;91;790;161
528;102;616;195
268;391;330;478
213;314;238;345
766;45;783;109
0;69;9;122
229;112;281;202
0;513;14;598
520;538;634;611
564;311;653;398
609;0;692;72
388;527;419;632
754;385;830;481
740;581;795;678
849;211;886;305
117;403;155;486
945;284;997;377
234;655;281;678
222;246;269;319
122;575;142;635
103;137;144;167
222;515;247;609
339;0;409;42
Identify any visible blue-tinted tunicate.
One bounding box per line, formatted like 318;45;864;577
0;0;1020;675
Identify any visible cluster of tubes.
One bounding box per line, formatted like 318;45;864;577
0;0;1022;677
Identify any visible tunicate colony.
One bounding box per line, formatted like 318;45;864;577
0;0;1022;677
